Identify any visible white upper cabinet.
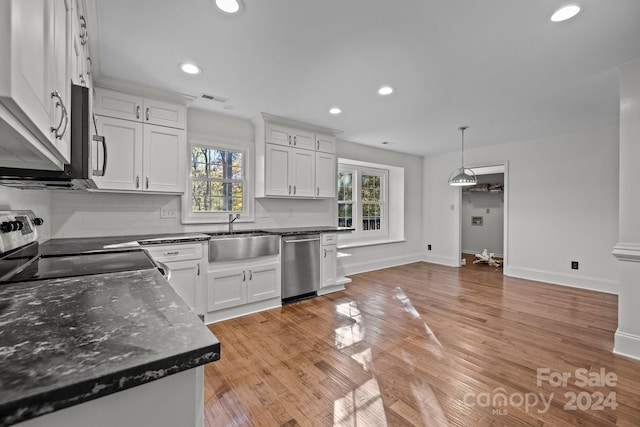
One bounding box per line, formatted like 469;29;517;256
315;152;336;198
70;0;91;88
94;88;186;129
255;113;338;199
0;0;72;170
316;133;336;154
265;123;315;150
93;90;186;194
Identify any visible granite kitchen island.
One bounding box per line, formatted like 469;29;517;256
0;267;220;427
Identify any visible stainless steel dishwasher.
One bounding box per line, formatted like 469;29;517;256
281;234;320;302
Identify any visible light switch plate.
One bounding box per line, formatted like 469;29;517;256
160;208;177;219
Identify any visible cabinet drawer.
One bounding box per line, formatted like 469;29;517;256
322;233;337;245
144;243;203;262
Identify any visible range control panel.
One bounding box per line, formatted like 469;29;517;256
0;211;43;254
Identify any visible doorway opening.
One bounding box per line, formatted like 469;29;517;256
458;164;507;274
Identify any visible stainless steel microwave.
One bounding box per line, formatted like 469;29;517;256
0;84;106;190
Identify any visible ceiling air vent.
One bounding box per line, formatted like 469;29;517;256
201;94;228;103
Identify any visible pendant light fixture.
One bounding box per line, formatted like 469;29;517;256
448;126;477;186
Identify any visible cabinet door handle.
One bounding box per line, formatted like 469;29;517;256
136;175;140;188
146;176;149;189
293;185;296;195
92;134;107;176
242;271;246;281
79;16;88;45
293;136;297;146
288;134;292;145
136;106;141;119
249;270;253;280
197;263;200;275
86;57;93;75
164;251;179;255
324;249;327;258
50;91;68;140
317;140;319;150
317;187;319;196
288;185;292;195
145;107;150;121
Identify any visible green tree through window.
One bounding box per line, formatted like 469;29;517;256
191;147;244;212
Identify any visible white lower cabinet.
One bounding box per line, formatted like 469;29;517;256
319;233;349;295
206;258;281;323
320;244;337;289
144;243;205;315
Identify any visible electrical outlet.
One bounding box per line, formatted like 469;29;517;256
160;208;177;219
571;261;579;270
427;244;432;251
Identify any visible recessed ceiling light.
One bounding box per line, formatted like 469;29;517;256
550;5;581;22
329;107;342;115
180;63;201;75
378;86;394;96
215;0;243;14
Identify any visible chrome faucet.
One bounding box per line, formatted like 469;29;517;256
228;213;240;232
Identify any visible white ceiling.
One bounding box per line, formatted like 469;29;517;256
91;0;640;156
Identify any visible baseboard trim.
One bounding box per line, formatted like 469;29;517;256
504;265;618;294
342;253;424;276
422;253;459;267
614;329;640;360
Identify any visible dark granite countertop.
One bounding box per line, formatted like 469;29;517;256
260;226;354;235
39;233;211;256
0;268;220;427
39;228;352;256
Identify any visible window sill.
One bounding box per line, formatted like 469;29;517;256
337;238;406;249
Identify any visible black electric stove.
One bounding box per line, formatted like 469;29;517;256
0;211;159;284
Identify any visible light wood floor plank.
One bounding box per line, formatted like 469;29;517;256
204;262;640;426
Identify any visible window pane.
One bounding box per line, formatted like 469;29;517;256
338;171;353;201
361;174;381;202
191;146;244;213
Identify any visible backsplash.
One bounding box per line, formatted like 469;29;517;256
50;191;336;238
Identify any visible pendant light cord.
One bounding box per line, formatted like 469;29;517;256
459;126;468;169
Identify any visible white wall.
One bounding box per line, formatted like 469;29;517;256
0;187;52;241
461;192;504;256
424;126;619;293
50;108;335;238
336;140;424;275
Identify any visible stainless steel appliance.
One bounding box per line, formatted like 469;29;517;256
0;211;160;284
0;84;106;190
281;234;320;302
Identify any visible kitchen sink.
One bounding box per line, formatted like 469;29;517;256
208;232;279;262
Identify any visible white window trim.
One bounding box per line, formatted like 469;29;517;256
338;162;389;242
181;134;255;224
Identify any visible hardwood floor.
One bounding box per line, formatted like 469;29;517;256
204;262;640;426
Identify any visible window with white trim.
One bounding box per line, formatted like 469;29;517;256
182;137;254;224
338;163;388;240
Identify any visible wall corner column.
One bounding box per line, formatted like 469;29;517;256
613;60;640;360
